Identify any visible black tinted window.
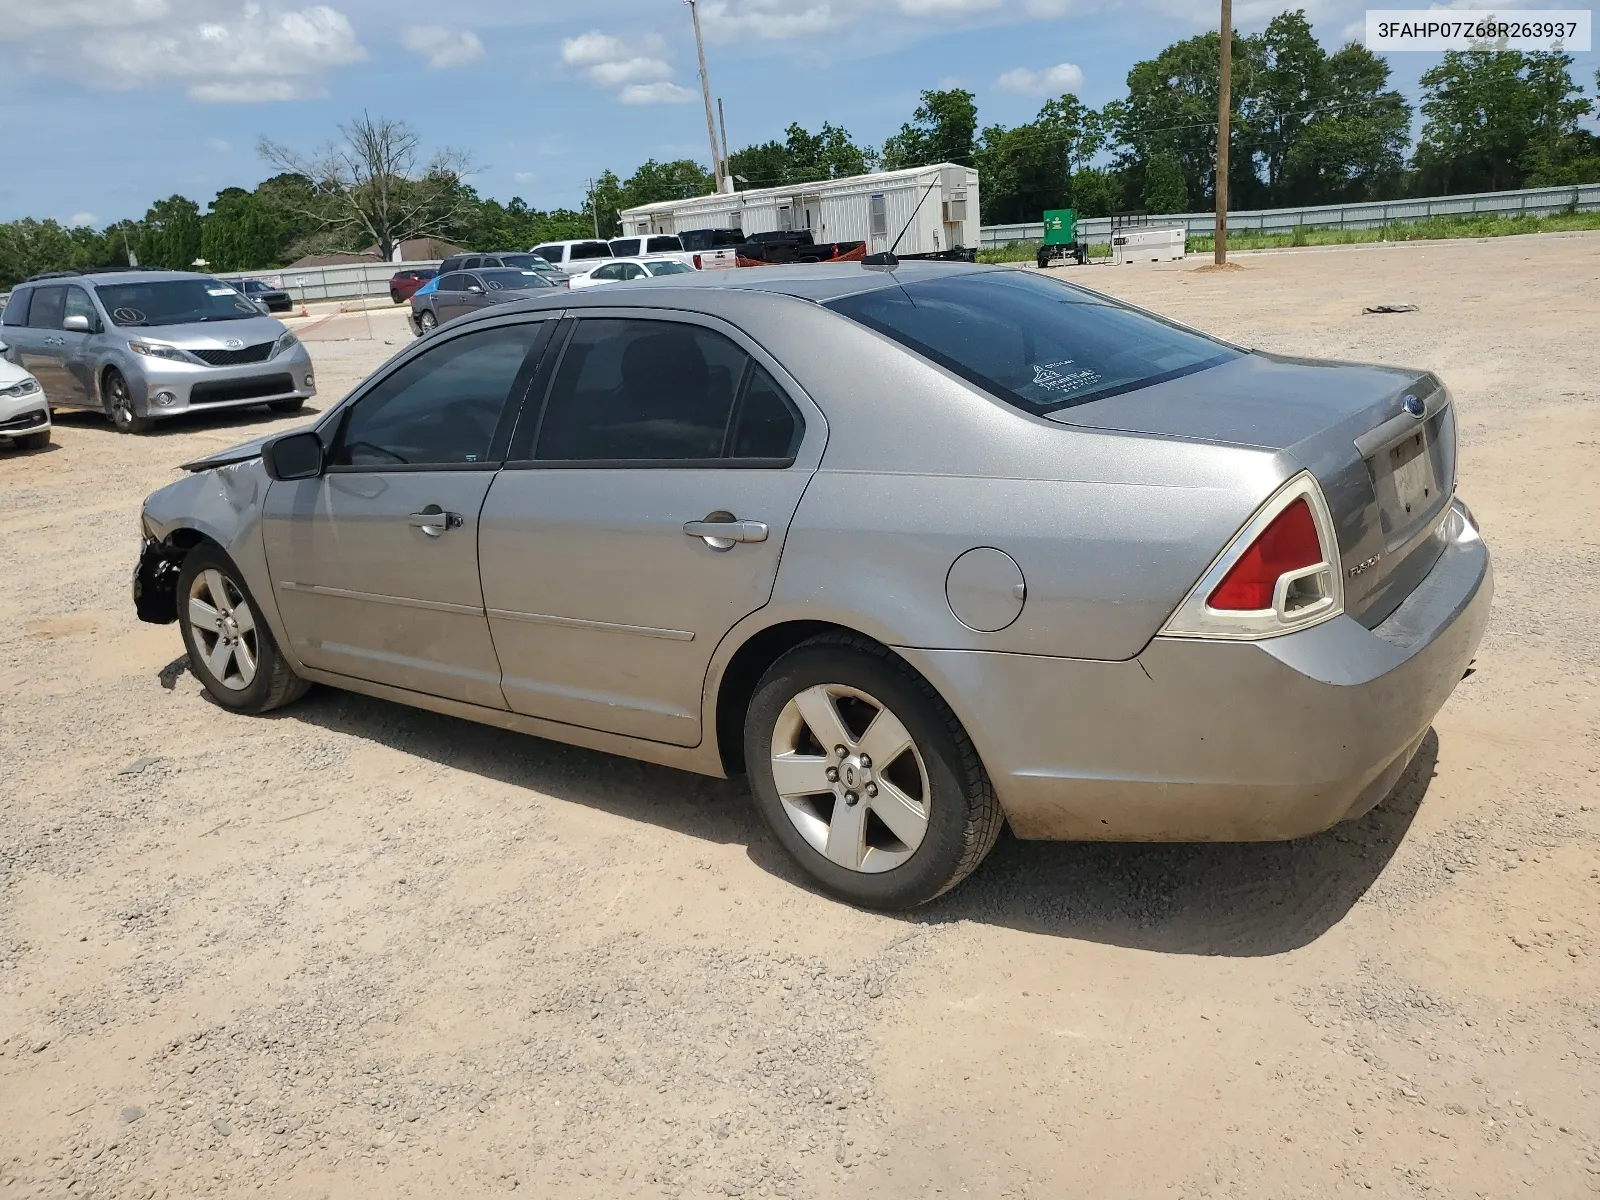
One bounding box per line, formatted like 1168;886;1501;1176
2;289;32;327
569;242;613;261
532;246;562;264
462;257;483;270
826;271;1238;414
731;365;802;459
27;287;66;329
646;236;683;253
610;239;641;256
439;257;466;273
333;324;546;468
437;273;471;291
479;269;553;291
535;320;748;462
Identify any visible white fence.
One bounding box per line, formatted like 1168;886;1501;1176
979;182;1600;248
210;259;443;304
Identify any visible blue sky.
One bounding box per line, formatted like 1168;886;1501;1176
0;0;1593;227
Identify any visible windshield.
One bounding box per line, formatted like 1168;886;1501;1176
95;279;263;327
824;271;1239;413
479;269;554;291
646;261;693;276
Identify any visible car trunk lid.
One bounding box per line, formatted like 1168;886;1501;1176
1046;352;1457;626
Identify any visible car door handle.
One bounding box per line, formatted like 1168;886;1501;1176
683;518;768;550
409;509;464;537
44;337;65;347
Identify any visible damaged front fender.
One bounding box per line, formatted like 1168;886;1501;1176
133;538;185;624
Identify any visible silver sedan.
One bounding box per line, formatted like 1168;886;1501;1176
133;263;1491;909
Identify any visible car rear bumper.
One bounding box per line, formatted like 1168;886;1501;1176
897;499;1492;842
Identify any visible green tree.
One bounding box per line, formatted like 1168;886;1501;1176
201;188;284;271
1280;43;1411;203
976;96;1103;224
882;88;978;169
727;140;790;189
1070;167;1121;217
1142;152;1190;212
782;122;873;181
136;195;204;269
1414;51;1593;193
585;170;625;238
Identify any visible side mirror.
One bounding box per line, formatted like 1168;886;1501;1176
466;284;484;294
63;314;92;334
262;430;324;481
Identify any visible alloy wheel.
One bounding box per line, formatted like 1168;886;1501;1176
106;373;134;431
187;569;259;691
769;684;930;873
419;311;437;332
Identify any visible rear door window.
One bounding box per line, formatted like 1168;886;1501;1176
610;239;641;256
1;289;31;326
569;242;613;261
27;287;67;329
825;270;1238;414
646;236;683;253
532;246;563;264
437;273;471;292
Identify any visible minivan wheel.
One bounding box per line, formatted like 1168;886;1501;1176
744;634;1003;909
103;369;154;434
178;546;310;714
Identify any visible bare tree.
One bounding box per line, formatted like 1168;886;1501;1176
258;113;477;260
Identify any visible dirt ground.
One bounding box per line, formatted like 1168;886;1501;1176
2;234;1598;1199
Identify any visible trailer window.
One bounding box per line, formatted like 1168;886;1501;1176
825;270;1238;414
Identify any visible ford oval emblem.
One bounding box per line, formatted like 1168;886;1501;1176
224;338;245;350
1403;393;1425;418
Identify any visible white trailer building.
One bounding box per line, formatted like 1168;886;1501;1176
619;163;981;259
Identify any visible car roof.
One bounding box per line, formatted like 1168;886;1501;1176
83;270;219;288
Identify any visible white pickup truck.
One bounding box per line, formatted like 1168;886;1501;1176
674;228;745;271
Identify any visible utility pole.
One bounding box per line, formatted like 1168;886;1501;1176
589;177;599;238
686;0;724;193
718;97;731;189
1214;0;1231;266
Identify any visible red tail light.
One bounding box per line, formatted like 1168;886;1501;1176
693;253;703;269
1207;498;1322;611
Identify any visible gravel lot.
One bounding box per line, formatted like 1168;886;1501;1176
3;235;1598;1199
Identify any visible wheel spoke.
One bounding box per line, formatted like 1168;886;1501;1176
230;603;255;635
204;571;234;615
869;779;928;850
188;597;223;633
824;795;869;870
205;638;235;682
771;752;833;799
793;685;853;755
232;636;257;685
858;706;913;771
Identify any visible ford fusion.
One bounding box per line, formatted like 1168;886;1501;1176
133;263;1489;909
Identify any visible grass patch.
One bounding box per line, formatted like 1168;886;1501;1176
1189;210;1600;254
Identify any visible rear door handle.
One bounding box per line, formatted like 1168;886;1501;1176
409;508;464;537
683;519;768;550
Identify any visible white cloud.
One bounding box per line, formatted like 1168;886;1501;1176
67;211;97;228
207;137;231;152
995;61;1084;96
1;2;365;101
401;24;484;69
514;170;537;183
620;81;696;105
561;30;692;103
699;1;843;39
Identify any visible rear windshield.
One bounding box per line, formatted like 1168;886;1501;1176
569;242;614;261
492;254;547;270
95;279;262;327
479;269;554;290
645;261;693;276
824;271;1238;413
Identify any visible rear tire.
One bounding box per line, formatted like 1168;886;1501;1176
417;309;438;334
743;634;1002;909
391;290;403;305
103;368;154;434
178;545;310;715
268;397;306;414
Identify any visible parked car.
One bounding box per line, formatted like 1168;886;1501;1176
0;355;50;451
568;256;697;290
529;239;615;269
409;267;560;335
134;263;1490;910
230;278;293;313
678;228;744;271
0;269;315;434
609;234;700;269
736;229;866;265
389;268;437;304
437;253;571;287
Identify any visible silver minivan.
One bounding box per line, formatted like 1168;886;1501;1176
0;269;316;434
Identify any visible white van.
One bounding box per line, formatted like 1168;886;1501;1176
530;240;615;268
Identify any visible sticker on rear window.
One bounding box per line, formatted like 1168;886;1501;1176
207;287;237;297
1031;360;1102;394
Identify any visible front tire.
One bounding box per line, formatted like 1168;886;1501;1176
178;546;309;714
744;634;1002;909
102;368;154;434
268;397;306;414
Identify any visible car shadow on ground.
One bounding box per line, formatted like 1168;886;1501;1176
49;404;324;439
176;660;1432;958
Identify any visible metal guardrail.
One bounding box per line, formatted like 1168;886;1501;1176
979;183;1600;248
211;260;443;303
